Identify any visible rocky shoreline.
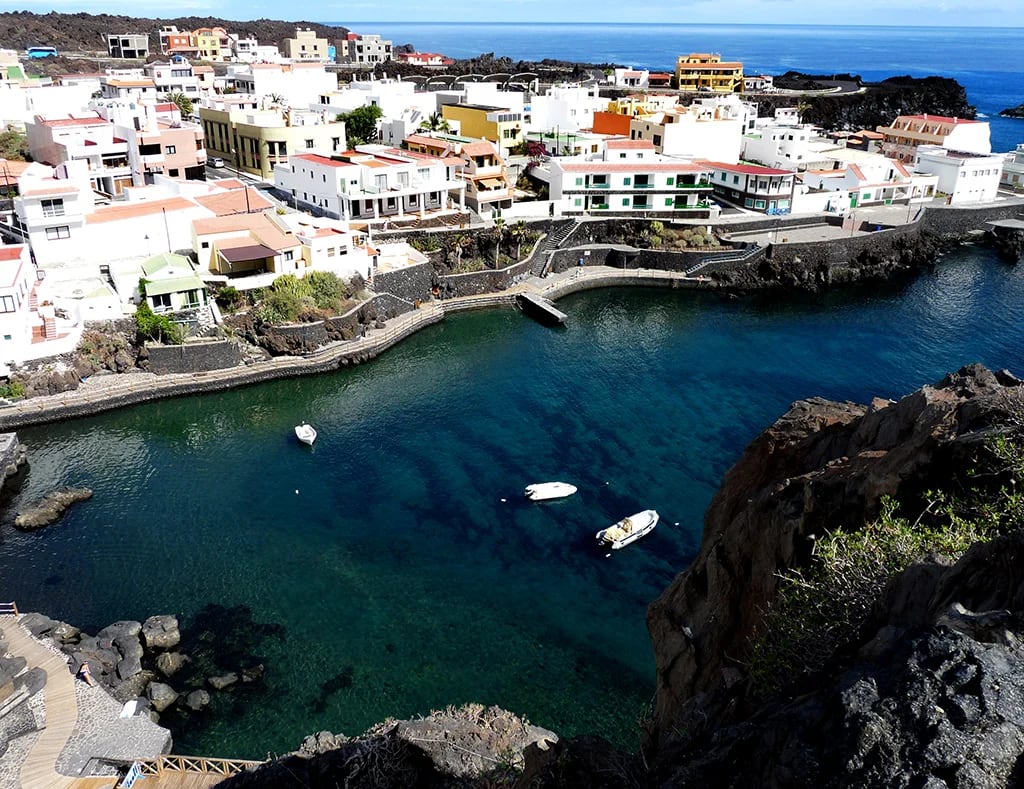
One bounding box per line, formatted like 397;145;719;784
17;604;281;743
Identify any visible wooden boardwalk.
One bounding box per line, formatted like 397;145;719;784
1;614;78;789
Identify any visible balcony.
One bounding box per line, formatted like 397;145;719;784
587;181;610;189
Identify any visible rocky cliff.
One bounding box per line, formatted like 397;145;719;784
646;363;1024;787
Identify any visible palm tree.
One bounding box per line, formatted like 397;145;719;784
451;233;471;269
491;217;506;267
163;92;193;117
510;220;527;260
419;112;451;133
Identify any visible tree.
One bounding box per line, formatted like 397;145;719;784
164;92;193;117
418;111;451;133
0;129;30;162
336;104;383;147
491;217;505;266
510;220;527;260
451;233;471;269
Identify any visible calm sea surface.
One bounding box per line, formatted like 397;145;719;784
1;246;1023;757
335;22;1024;152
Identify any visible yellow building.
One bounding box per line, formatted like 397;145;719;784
283;29;330;62
674;53;744;93
192;27;230;61
199;106;347;179
440;104;524;157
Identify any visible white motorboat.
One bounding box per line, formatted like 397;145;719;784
294;423;317;446
525;481;578;501
596;509;659;550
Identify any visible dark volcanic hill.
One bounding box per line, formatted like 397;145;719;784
0;11;348;53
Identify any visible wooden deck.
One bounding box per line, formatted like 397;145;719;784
70;774;226;789
1;614;78;789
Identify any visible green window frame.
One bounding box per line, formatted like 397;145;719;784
622;198;629;206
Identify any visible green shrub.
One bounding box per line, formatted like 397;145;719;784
135;302;183;344
748;433;1024;700
0;380;25;400
216;286;242;312
306;271;345;311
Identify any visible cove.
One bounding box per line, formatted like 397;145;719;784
0;244;1022;759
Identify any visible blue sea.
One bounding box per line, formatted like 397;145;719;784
335;22;1024;152
1;245;1024;758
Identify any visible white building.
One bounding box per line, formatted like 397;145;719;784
702;161;796;214
144;57;203;101
799;156;938;211
743;120;844;171
628;97;755;163
542;139;716;217
0;81;98;130
914;144;1003;204
338;33;393;66
274;146;465;223
527;83;605;135
99;70;159;102
228;62;338;109
1000;144;1024;192
877;114;991;164
317;77;433;122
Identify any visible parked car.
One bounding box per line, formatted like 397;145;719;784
209;157;225;168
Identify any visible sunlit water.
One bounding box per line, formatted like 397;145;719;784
1;245;1022;758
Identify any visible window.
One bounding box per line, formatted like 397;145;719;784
284;250;294;261
45;225;70;240
733;175;740;184
327;247;336;257
41;199;65;218
169;168;179;177
165;145;177;154
0;296;14;313
305;139;314;149
623;177;631;185
576;177;583;186
619;153;627;159
653;134;661;146
622;198;629;206
574;198;582;206
398;172;409;187
375;174;387;191
201;241;210;249
151;293;172;310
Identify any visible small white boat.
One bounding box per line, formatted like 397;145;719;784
525;481;578;501
596;509;659;550
294;423;317;446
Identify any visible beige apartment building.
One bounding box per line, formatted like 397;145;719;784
282;29;330;62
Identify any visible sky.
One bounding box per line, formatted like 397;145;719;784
0;0;1020;26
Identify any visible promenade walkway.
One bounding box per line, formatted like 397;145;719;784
1;613;77;789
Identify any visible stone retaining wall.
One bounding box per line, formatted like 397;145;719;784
373;263;433;306
146;340;242;375
922;201;1024;237
768;222;920;268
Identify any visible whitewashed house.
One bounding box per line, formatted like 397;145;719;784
914;144;1003;204
274;146;465;223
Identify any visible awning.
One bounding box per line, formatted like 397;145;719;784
480;178;505;190
218;243;277;263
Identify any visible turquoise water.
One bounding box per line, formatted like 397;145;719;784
1;245;1023;757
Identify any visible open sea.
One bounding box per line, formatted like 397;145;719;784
1;23;1024;761
336;22;1024;152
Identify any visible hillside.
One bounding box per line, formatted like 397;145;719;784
0;11;348;53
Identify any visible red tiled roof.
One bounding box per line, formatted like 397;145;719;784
848;163;866;181
22;183;81;197
902;114;978;125
292;153;356;168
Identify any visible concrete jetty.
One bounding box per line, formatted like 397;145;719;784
516;292;567;326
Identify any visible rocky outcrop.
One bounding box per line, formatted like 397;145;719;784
218;705;559;789
13;487;92;530
645;363;1024;780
